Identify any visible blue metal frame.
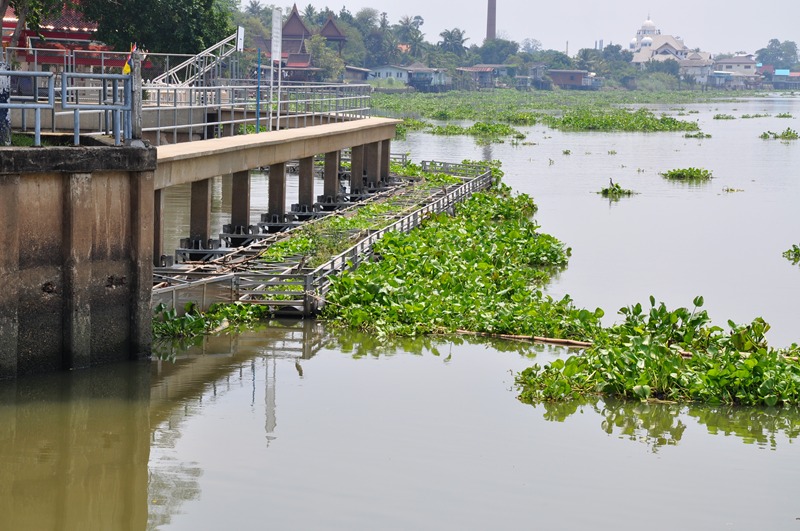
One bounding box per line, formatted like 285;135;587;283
0;71;56;146
60;72;133;146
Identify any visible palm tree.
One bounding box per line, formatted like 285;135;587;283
439;28;469;57
244;0;262;17
302;4;317;23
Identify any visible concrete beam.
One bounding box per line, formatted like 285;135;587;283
190;179;212;242
155;118;399;190
298;157;314;211
231;170;250;228
268;163;286;221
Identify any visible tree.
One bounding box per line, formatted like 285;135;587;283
438;28;468;57
645;58;680;77
78;0;236;54
575;48;605;74
306;34;344;81
521;38;542;54
756;39;799;69
244;0;261;16
478;38;518;64
1;0;64;48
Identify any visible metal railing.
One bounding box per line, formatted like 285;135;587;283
0;70;55;145
152;163;493;315
61;72;133;145
3;46;373;146
140;81;372;145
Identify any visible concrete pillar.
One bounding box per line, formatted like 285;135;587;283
190;178;212;242
130;171;154;360
153;188;163;266
63;173;94;370
380;139;391;181
0;175;20;379
268;162;286;221
365;141;381;188
323;151;340;201
350;145;365;195
231;170;250;228
298;156;314;211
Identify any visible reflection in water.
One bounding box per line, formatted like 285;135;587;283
2;322;799;527
0;363;151;531
539;396;800;452
327;327;550;359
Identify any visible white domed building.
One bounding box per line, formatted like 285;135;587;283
626;15;714;83
628;16;691;65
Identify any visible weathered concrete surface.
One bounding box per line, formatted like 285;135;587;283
0;145;156;379
155;117;399;190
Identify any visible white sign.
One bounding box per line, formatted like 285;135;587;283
271;8;282;63
236;26;245;52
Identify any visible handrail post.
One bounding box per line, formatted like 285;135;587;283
131;50;143;142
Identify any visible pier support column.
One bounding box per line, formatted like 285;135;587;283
298;156;314;212
153;188;163;266
365;141;381;189
0;175;20;379
323;151;340;202
350;145;365;195
268;162;286;222
231;170;250;228
130;171;154;359
380;139;391;181
63;173;93;370
190;178;212;243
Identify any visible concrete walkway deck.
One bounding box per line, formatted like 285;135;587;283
155;117;399;190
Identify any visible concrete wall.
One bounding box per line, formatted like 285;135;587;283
0;145;157;379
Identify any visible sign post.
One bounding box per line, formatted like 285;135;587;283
271;7;282;132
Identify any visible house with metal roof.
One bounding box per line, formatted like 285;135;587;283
771;69;800;90
371;63;451;92
547;69;602;90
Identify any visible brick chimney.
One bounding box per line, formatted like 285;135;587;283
487;0;496;41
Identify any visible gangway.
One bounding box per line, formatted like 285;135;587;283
151;26;245;86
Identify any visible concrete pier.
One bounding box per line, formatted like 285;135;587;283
0;145;157;379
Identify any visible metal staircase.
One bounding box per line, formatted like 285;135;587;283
151;26;244;86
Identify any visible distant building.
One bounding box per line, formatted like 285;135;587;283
455;64;518;90
272;4;347;82
547;69;602;90
628;16;691;66
710;55;761;89
772;69;800;90
2;5;116;71
371;63;451;92
679;52;714;84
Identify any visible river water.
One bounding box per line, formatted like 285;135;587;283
2;97;799;530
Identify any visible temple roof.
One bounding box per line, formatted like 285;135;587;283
282;5;312;39
320;15;346;41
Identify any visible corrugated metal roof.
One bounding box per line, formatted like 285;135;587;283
459;66;494;73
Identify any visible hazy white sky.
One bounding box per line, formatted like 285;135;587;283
272;0;799;56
